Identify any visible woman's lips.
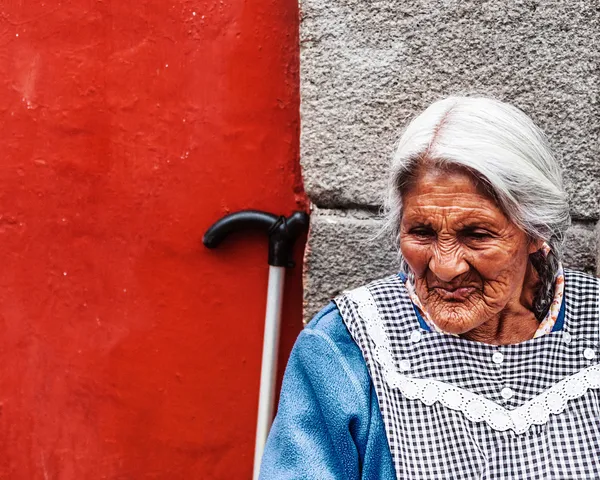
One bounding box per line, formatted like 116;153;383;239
432;286;476;301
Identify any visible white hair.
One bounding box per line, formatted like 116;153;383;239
384;96;571;318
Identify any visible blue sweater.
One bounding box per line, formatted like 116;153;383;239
260;302;395;479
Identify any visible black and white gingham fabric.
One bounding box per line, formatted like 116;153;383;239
335;269;600;479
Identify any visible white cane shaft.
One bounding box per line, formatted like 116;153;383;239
253;266;286;480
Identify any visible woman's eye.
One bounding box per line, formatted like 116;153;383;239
410;227;435;238
463;230;492;240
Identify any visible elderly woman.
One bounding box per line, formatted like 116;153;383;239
260;97;600;479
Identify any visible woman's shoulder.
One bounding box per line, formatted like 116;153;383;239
304;301;343;335
564;267;600;282
303;301;366;360
300;301;372;397
562;268;600;339
564;267;600;296
307;274;410;340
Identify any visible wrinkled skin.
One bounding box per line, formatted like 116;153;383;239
400;166;542;345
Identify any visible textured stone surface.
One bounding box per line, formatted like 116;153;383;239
303;209;599;322
563;223;599;275
301;0;600;219
303;208;398;322
597;220;600;276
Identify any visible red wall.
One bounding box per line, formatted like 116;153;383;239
0;1;305;478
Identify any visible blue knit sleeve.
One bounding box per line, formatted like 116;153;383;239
259;302;395;479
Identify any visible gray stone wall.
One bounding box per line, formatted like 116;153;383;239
300;0;600;322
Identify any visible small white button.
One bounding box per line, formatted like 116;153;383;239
501;387;514;400
410;330;422;343
584;348;596;360
492;352;504;364
399;359;411;372
563;332;572;344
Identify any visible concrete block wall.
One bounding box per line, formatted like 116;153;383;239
300;0;600;321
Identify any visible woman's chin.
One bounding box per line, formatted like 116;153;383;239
429;305;486;335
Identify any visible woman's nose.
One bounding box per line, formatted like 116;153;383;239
428;248;470;282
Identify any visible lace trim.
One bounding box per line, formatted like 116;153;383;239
347;285;600;434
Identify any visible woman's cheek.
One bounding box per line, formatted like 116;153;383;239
401;240;430;276
473;243;525;279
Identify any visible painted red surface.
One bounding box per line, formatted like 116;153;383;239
0;1;304;478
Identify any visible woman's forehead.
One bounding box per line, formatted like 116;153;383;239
402;166;498;204
401;167;511;225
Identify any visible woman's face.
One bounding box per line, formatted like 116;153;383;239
399;166;539;335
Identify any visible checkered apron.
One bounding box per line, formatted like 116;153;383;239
335;269;600;479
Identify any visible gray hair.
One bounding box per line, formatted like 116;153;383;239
384;96;571;319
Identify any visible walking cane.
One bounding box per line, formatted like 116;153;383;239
203;210;309;480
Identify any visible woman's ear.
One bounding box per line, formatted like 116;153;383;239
527;238;545;255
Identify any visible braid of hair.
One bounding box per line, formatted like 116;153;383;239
529;247;560;321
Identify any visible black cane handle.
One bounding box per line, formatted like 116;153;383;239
203;210;279;248
203;210;309;267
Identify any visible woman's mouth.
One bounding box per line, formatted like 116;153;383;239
432;286;476;301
